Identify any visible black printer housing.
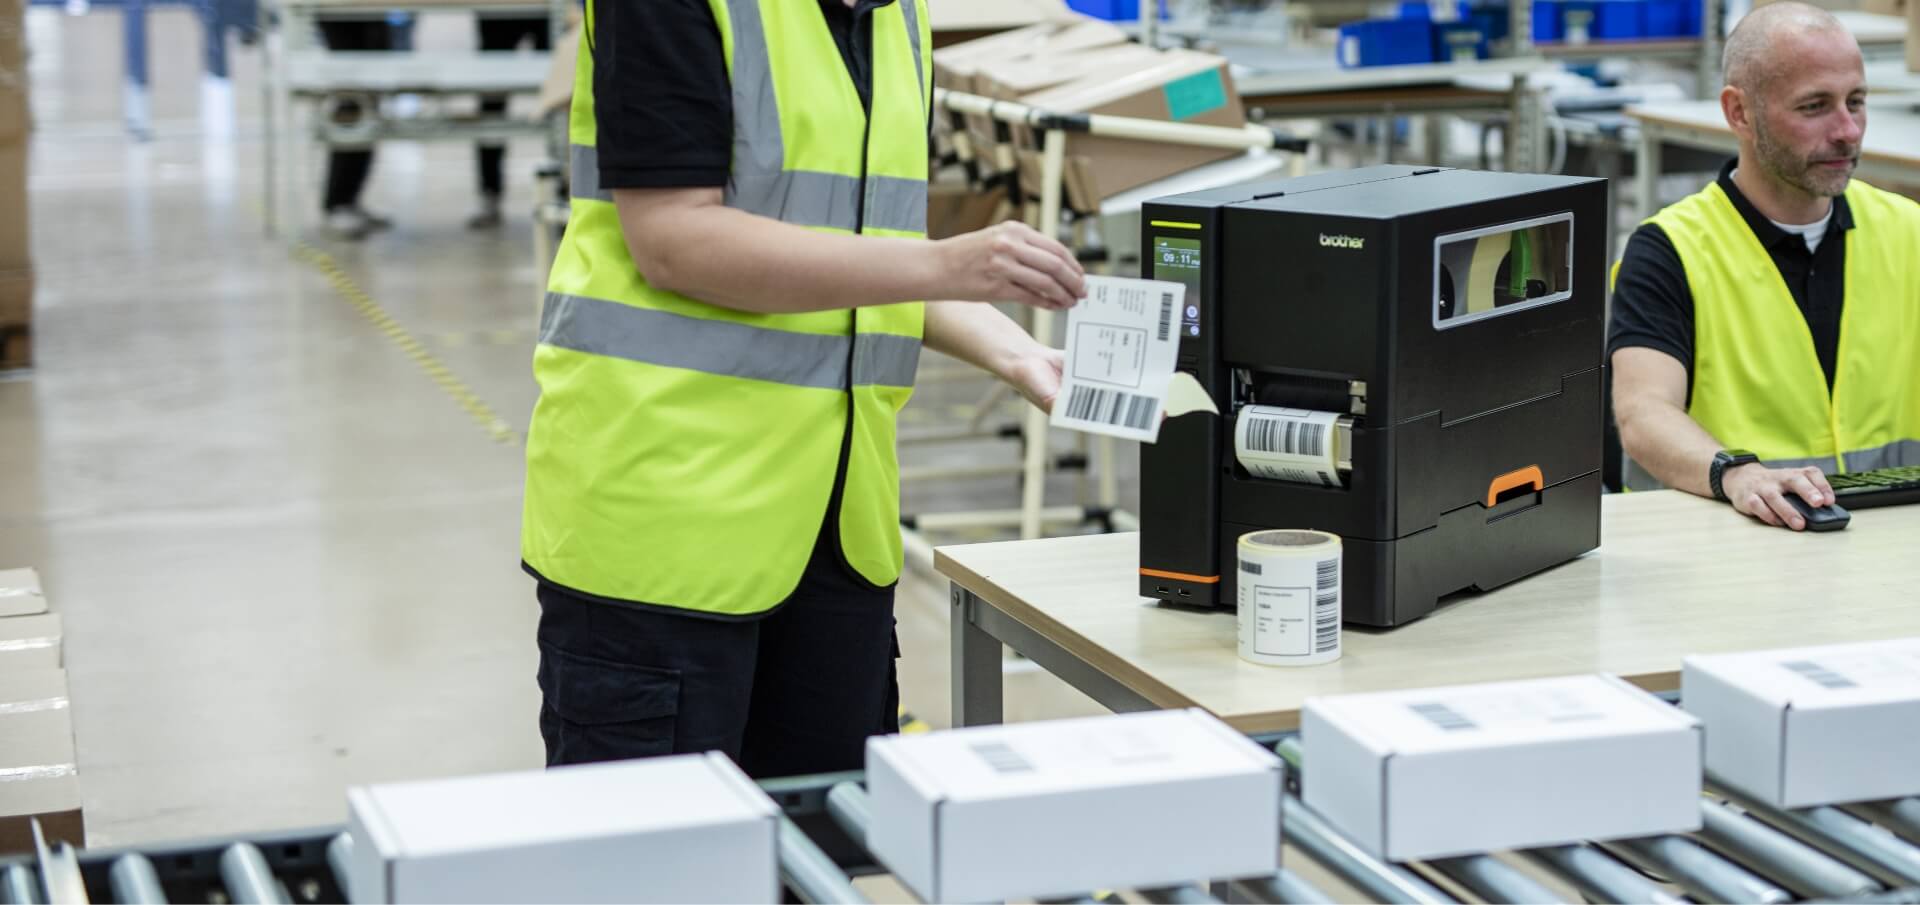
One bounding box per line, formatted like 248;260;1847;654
1138;166;1607;627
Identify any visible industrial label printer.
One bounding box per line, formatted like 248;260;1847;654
1138;166;1607;627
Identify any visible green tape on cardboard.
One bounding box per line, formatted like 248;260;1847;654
1163;69;1228;121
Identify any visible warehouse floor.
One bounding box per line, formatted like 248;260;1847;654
2;10;1113;849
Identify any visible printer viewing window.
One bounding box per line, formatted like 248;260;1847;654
1433;213;1573;329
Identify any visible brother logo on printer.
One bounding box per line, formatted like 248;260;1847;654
1319;233;1365;249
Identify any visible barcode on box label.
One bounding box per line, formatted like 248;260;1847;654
1248;419;1328;457
1314;557;1338;654
1409;702;1478;732
1239;560;1262;576
1157;292;1175;342
970;741;1034;774
1782;659;1858;690
1065;386;1155;431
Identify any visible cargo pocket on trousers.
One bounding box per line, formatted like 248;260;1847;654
537;644;681;765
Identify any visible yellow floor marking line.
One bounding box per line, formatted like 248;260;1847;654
291;241;523;446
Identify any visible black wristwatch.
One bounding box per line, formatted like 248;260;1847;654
1709;449;1762;502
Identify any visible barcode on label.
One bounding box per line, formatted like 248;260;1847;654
1314;558;1338;653
1065;386;1155;430
1409;702;1478;732
1239;560;1262;576
1248;418;1328;457
1251;465;1337;488
1782;659;1858;690
970;741;1034;774
1157;292;1175;342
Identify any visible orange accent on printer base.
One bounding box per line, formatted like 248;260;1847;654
1486;465;1546;507
1140;568;1221;584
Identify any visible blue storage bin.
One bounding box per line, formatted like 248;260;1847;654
1338;18;1437;67
1679;0;1702;35
1532;0;1565;42
1473;7;1511;42
1066;0;1168;20
1592;0;1647;38
1643;0;1685;36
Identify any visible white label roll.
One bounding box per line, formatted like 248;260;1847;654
1235;406;1345;487
1236;530;1342;667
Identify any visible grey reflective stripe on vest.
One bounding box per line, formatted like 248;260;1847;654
866;175;927;234
721;0;925;234
1843;437;1920;472
541;292;919;389
571;144;612;203
1759;453;1841;473
899;0;925;109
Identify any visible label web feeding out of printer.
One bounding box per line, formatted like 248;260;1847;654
1235;407;1341;487
1054;276;1187;443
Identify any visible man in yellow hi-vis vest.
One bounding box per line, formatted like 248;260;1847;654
520;0;1086;777
1609;1;1920;530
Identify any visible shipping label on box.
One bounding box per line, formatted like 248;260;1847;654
0;613;60;672
0;568;45;618
867;709;1283;903
1304;674;1702;861
1683;637;1920;808
0;668;84;855
348;751;778;904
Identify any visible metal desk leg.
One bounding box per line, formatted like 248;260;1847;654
950;584;1004;727
1636;128;1662;222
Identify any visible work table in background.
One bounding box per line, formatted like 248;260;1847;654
937;489;1920;734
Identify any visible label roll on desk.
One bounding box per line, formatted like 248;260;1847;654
1138;166;1607;627
1237;529;1342;667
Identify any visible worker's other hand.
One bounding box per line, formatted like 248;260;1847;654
1724;463;1837;531
1006;344;1065;414
936;221;1086;310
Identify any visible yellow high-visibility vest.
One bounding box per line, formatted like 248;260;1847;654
523;0;932;615
1646;179;1920;474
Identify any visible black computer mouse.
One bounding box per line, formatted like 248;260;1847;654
1785;494;1851;532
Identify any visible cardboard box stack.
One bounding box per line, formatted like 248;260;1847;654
0;0;28;370
0;568;84;854
1909;0;1920;73
933;16;1248;213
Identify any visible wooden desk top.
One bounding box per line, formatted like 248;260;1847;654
934;491;1920;734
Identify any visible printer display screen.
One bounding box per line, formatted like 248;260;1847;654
1433;214;1573;329
1153;237;1203;339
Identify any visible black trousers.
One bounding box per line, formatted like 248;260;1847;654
475;17;552;197
316;21;392;211
534;546;900;779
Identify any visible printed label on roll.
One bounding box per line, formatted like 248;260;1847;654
1237;530;1341;668
1235;406;1342;487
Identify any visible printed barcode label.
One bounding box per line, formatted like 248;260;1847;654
1250;465;1336;488
1248;419;1328;457
1409;702;1479;732
1782;659;1858;690
1239;560;1262;576
1065;385;1155;431
1157;291;1175;342
1313;558;1338;653
970;741;1034;774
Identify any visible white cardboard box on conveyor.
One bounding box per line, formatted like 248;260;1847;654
866;708;1284;903
1303;674;1703;861
347;752;779;904
1683;637;1920;808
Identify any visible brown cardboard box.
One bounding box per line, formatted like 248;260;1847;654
928;181;1011;239
0;669;84;854
931;18;1128;92
0;143;27;274
1015;50;1247;210
0;613;59;672
0;268;29;328
930;0;1073;47
0;568;44;619
0;324;27;370
972;43;1165;101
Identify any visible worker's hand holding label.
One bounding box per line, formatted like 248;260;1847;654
1051;275;1198;444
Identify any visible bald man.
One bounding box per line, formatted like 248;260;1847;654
1609;1;1920;529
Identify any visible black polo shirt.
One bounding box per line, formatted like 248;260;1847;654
1607;159;1855;404
588;0;892;191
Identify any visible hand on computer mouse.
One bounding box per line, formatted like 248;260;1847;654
1723;463;1839;531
